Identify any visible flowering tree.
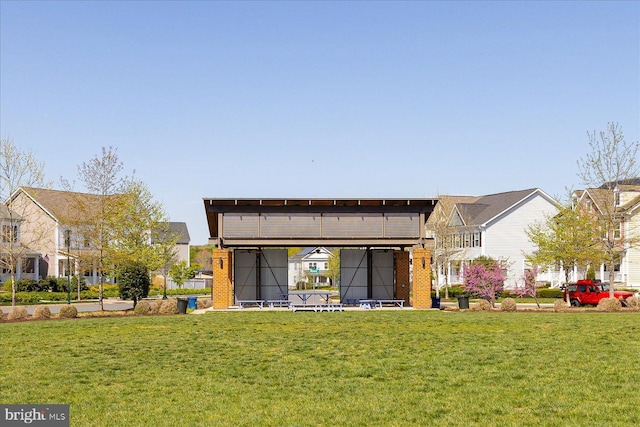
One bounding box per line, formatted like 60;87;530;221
513;266;540;308
462;257;505;307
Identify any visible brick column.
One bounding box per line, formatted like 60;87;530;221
212;249;233;310
412;248;432;309
394;250;410;306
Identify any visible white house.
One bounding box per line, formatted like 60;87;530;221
427;188;561;289
573;179;640;288
0;204;42;282
288;247;334;289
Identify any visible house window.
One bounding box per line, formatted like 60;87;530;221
309;262;317;270
614;221;622;240
324;262;328;269
473;232;481;247
22;257;35;274
2;225;18;243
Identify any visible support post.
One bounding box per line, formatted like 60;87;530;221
213;248;233;309
412;248;432;309
394;250;410;306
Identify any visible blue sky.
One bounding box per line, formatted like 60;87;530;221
1;1;638;244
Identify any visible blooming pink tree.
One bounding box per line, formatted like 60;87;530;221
462;258;505;307
513;266;541;308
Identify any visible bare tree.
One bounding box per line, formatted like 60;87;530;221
577;122;640;297
0;138;48;305
76;146;125;310
526;196;603;304
426;196;468;299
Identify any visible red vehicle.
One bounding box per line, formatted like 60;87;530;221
564;279;634;307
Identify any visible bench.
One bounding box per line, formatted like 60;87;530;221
316;303;344;312
267;300;292;309
290;304;320;312
359;299;377;309
376;299;405;308
237;300;265;309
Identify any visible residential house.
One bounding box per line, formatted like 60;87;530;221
152;221;191;266
8;187;191;285
7;187;106;284
573;179;640;287
0;204;42;282
427;188;560;289
288;247;334;289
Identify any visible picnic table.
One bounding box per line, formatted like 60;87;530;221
289;292;332;306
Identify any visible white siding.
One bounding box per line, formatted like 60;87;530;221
483;192;558;288
625;213;640;287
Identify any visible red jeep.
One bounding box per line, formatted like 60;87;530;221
564;279;634;307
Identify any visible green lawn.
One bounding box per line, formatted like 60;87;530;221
1;311;639;426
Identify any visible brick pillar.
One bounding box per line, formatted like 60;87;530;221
212;249;233;310
394;250;410;306
412;248;432;309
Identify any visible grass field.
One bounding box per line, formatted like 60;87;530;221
1;311;639;426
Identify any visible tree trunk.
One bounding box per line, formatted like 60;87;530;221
608;257;615;299
11;271;17;307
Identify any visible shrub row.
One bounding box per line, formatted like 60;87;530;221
0;305;77;322
3;277;88;293
433;287;564;299
148;288;211;296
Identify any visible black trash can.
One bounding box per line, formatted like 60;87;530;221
431;296;441;309
177;297;188;314
458;295;470;309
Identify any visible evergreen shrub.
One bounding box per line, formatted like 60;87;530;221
7;306;29;321
32;306;52;320
554;299;570;312
500;298;517;312
59;305;78;319
159;299;178;315
597;298;622;312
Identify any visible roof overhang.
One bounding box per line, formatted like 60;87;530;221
203;198;437;248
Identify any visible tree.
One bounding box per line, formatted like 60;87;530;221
526;198;603;289
191;245;214;271
577;122;640;297
426;196;468;299
513;266;541;308
76;146;125;311
326;248;340;288
0;138;48;306
462;257;505;307
108;177;175;272
170;260;195;289
117;261;150;307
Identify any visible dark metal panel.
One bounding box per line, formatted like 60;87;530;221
234;250;258;301
371;250;394;299
340;249;368;302
260;213;322;238
260;249;288;300
323;214;384;238
223;213;260;238
384;214;420;238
